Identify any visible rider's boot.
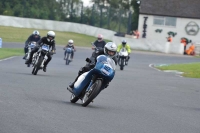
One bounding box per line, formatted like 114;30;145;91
23;55;26;60
25;58;31;64
43;65;47;72
67;68;84;92
67;75;79;93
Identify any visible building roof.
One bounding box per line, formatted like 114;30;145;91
140;0;200;19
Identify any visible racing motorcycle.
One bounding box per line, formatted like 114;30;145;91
25;41;36;67
117;47;128;70
31;44;50;75
64;47;73;65
68;55;116;107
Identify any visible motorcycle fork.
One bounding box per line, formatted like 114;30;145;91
86;75;97;92
41;55;48;67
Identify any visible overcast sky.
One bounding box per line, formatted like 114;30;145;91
82;0;93;7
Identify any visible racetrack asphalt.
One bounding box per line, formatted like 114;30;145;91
0;42;200;133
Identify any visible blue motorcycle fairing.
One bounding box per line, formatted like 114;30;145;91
72;55;115;97
66;47;73;53
72;71;94;96
42;44;49;51
29;43;36;48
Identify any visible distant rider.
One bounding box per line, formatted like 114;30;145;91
25;31;56;72
117;40;131;65
92;34;106;50
67;42;118;93
23;30;41;59
63;39;76;60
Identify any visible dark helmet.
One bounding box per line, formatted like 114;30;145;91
32;30;39;36
122;40;127;46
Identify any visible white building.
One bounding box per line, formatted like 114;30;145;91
137;0;200;54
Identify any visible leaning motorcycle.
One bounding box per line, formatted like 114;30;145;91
118;47;128;70
64;47;73;65
31;44;50;75
68;55;116;107
25;41;36;67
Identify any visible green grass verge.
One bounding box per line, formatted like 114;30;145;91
0;26;111;47
155;63;200;78
0;48;23;59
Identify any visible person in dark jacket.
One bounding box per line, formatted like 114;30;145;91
25;31;56;72
23;30;41;59
92;34;106;49
67;42;118;93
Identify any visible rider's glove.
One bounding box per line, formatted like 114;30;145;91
50;50;56;55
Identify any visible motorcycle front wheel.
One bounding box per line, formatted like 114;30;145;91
120;58;124;70
32;56;43;75
65;53;70;65
82;79;102;107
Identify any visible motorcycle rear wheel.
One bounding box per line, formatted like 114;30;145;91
82;80;102;107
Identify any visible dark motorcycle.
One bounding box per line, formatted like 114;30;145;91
25;41;36;67
31;44;50;75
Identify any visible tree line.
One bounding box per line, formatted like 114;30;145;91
0;0;139;33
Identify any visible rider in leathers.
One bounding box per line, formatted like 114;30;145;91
63;39;76;60
25;31;56;72
67;42;118;93
23;30;41;59
117;40;131;65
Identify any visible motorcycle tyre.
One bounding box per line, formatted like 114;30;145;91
82;79;102;107
65;54;70;65
33;56;43;75
120;58;124;70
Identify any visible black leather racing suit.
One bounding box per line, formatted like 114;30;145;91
26;37;56;67
24;34;41;54
93;40;106;48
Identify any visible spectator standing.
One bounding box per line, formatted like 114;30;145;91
166;35;172;43
185;43;195;55
133;29;140;39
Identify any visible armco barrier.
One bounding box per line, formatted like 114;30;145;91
0;15;184;54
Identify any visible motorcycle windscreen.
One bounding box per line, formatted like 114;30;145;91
119;48;128;56
42;44;49;51
29;42;36;48
95;55;116;77
66;47;72;53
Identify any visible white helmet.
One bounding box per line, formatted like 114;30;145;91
47;31;55;42
104;42;117;58
33;30;39;35
68;39;74;46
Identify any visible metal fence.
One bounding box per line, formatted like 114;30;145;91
67;3;133;35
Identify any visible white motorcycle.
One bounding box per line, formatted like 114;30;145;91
118;47;128;70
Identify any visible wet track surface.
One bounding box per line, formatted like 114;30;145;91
0;43;200;133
